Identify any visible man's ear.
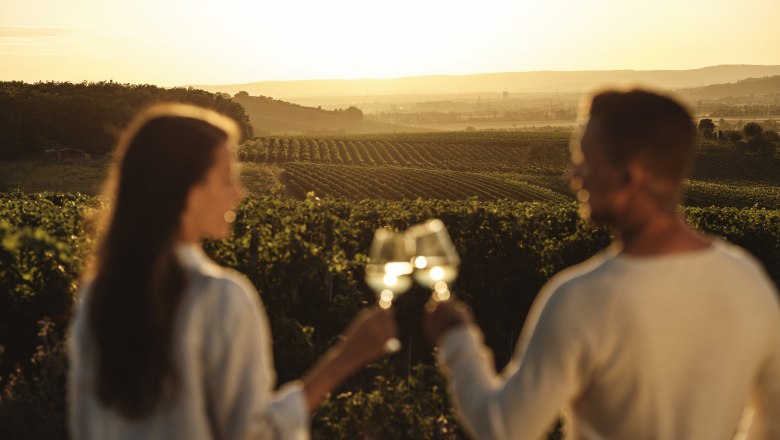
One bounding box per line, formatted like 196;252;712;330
624;161;647;189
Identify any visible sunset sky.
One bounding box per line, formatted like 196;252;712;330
2;0;780;86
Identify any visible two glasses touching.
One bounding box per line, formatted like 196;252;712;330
365;219;460;352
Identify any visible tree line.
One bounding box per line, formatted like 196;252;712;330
698;118;779;156
0;81;253;159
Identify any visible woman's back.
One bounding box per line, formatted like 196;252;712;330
68;104;395;439
69;244;308;440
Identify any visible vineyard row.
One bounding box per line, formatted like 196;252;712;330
238;137;568;173
282;163;572;202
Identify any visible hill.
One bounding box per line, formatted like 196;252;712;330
0;81;253;159
231;93;424;134
676;75;780;100
191;65;780;102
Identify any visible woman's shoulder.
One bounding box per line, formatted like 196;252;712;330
177;245;258;303
186;268;268;348
187;265;262;313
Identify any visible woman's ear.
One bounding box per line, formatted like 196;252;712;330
179;187;199;227
178;188;200;242
183;184;201;212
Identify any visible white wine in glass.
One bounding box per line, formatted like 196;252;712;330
407;219;460;302
366;229;413;352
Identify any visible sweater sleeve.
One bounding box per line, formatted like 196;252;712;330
437;280;597;440
748;308;780;440
203;275;309;440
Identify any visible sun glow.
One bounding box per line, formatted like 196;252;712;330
2;0;780;85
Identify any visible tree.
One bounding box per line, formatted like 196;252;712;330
765;130;780;143
698;119;715;139
759;130;780;157
747;134;775;157
0;81;255;157
763;119;779;132
744;122;763;138
725;130;743;143
343;106;363;121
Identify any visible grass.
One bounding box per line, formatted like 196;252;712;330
0;159;109;194
0;159;285;196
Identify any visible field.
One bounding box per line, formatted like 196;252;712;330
0;159;110;194
238;132;571;172
3;132;778;209
402;120;577;131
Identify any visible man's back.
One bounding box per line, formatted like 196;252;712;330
562;240;779;438
437;240;780;440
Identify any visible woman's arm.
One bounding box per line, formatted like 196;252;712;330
205;275;396;439
301;307;396;411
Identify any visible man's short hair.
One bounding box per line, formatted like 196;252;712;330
586;89;696;182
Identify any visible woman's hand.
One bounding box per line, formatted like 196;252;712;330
301;306;397;411
338;307;398;367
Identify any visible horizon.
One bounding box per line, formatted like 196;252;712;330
3;0;780;87
3;63;779;88
196;64;780;87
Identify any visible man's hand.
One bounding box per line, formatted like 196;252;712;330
423;299;474;346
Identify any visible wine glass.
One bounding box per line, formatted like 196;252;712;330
365;228;413;352
406;219;460;302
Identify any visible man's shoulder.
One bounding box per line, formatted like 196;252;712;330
710;239;768;273
709;239;779;300
545;239;778;305
534;250;621;319
547;250;620;296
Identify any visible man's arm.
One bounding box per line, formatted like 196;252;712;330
427;282;597;440
747;314;780;439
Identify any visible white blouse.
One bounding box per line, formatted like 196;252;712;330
68;243;309;440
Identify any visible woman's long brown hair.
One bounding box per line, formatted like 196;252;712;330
86;104;238;419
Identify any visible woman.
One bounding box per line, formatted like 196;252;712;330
68;103;396;439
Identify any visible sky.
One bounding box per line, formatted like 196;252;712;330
2;0;780;86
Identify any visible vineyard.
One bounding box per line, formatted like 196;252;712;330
690;150;780;184
2;192;780;439
282;163;570;202
1;132;777;207
683;179;780;209
232;133;780;209
237;133;569;173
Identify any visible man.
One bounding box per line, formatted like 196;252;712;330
424;89;780;439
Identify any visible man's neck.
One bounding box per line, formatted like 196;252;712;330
616;212;710;256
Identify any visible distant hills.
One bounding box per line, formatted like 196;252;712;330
675;75;780;100
192;66;780;133
232;93;423;134
230;70;780;133
193;65;780;102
